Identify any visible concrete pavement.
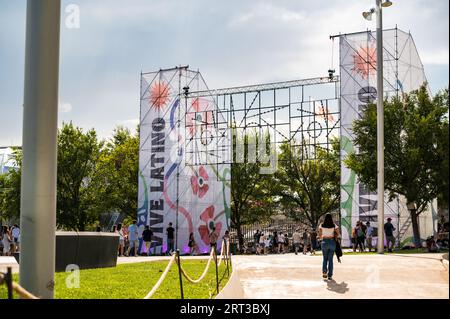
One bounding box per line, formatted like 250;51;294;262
232;253;449;299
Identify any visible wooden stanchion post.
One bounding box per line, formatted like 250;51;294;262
214;247;219;294
176;250;184;299
6;267;13;299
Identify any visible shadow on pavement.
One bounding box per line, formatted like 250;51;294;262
326;279;349;294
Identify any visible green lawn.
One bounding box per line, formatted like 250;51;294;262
1;259;231;299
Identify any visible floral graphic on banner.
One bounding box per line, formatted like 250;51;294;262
198;206;223;245
149;81;171;110
190;166;209;198
352;45;377;79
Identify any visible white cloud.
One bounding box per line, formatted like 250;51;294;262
59;101;73;113
228;3;306;27
421;50;449;65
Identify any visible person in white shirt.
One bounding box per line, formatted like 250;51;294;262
292;228;302;255
258;233;265;255
278;232;285;254
318;214;341;280
264;235;270;255
116;223;125;257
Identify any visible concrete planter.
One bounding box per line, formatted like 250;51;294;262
14;231;119;272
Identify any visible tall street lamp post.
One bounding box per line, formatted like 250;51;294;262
363;0;393;254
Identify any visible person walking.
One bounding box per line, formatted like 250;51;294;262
1;226;12;256
302;230;310;254
116;223;125;256
365;222;374;252
188;232;198;256
209;226;219;254
272;231;278;253
11;224;20;253
277;232;285;254
318;213;341;280
355;221;366;252
384;218;396;252
166;222;175;255
142;225;153;256
292;228;301;255
127;220;139;257
258;232;265;255
264;234;270;255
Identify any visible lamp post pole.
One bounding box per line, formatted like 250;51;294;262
375;0;385;254
20;0;61;298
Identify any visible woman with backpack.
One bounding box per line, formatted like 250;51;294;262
318;214;341;280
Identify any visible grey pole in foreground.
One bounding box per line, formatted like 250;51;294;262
376;0;385;254
20;0;61;299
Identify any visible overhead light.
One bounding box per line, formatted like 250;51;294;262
362;8;375;21
382;0;393;8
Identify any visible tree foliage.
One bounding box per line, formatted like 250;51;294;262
56;122;103;230
230;130;277;247
96;126;139;222
345;86;449;245
275;139;340;229
0;149;22;222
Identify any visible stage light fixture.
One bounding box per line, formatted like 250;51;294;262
382;0;393;8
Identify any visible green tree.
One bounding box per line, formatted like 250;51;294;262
96;126;139;222
56;122;103;230
0;149;22;222
275;139;340;230
230;130;276;249
345;86;449;247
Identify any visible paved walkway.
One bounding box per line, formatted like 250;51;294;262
233;253;449;299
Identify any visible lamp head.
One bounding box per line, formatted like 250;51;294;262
362;8;375;21
382;0;393;8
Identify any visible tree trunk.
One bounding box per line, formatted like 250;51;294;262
410;209;421;248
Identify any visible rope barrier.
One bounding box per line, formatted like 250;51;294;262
143;253;177;299
179;249;215;284
0;271;39;299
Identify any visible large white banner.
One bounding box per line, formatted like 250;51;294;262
339;29;427;246
138;68;231;254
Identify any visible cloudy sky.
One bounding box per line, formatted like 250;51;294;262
0;0;448;146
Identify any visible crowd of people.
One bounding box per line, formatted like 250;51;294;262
0;224;20;256
249;227;319;256
111;220;229;257
242;217;432;255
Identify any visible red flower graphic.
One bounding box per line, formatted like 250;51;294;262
186;98;214;137
198;206;222;245
352;46;377;79
190;166;209;198
149;81;170;110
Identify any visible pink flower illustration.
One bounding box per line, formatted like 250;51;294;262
190;166;209;198
198;206;222;245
